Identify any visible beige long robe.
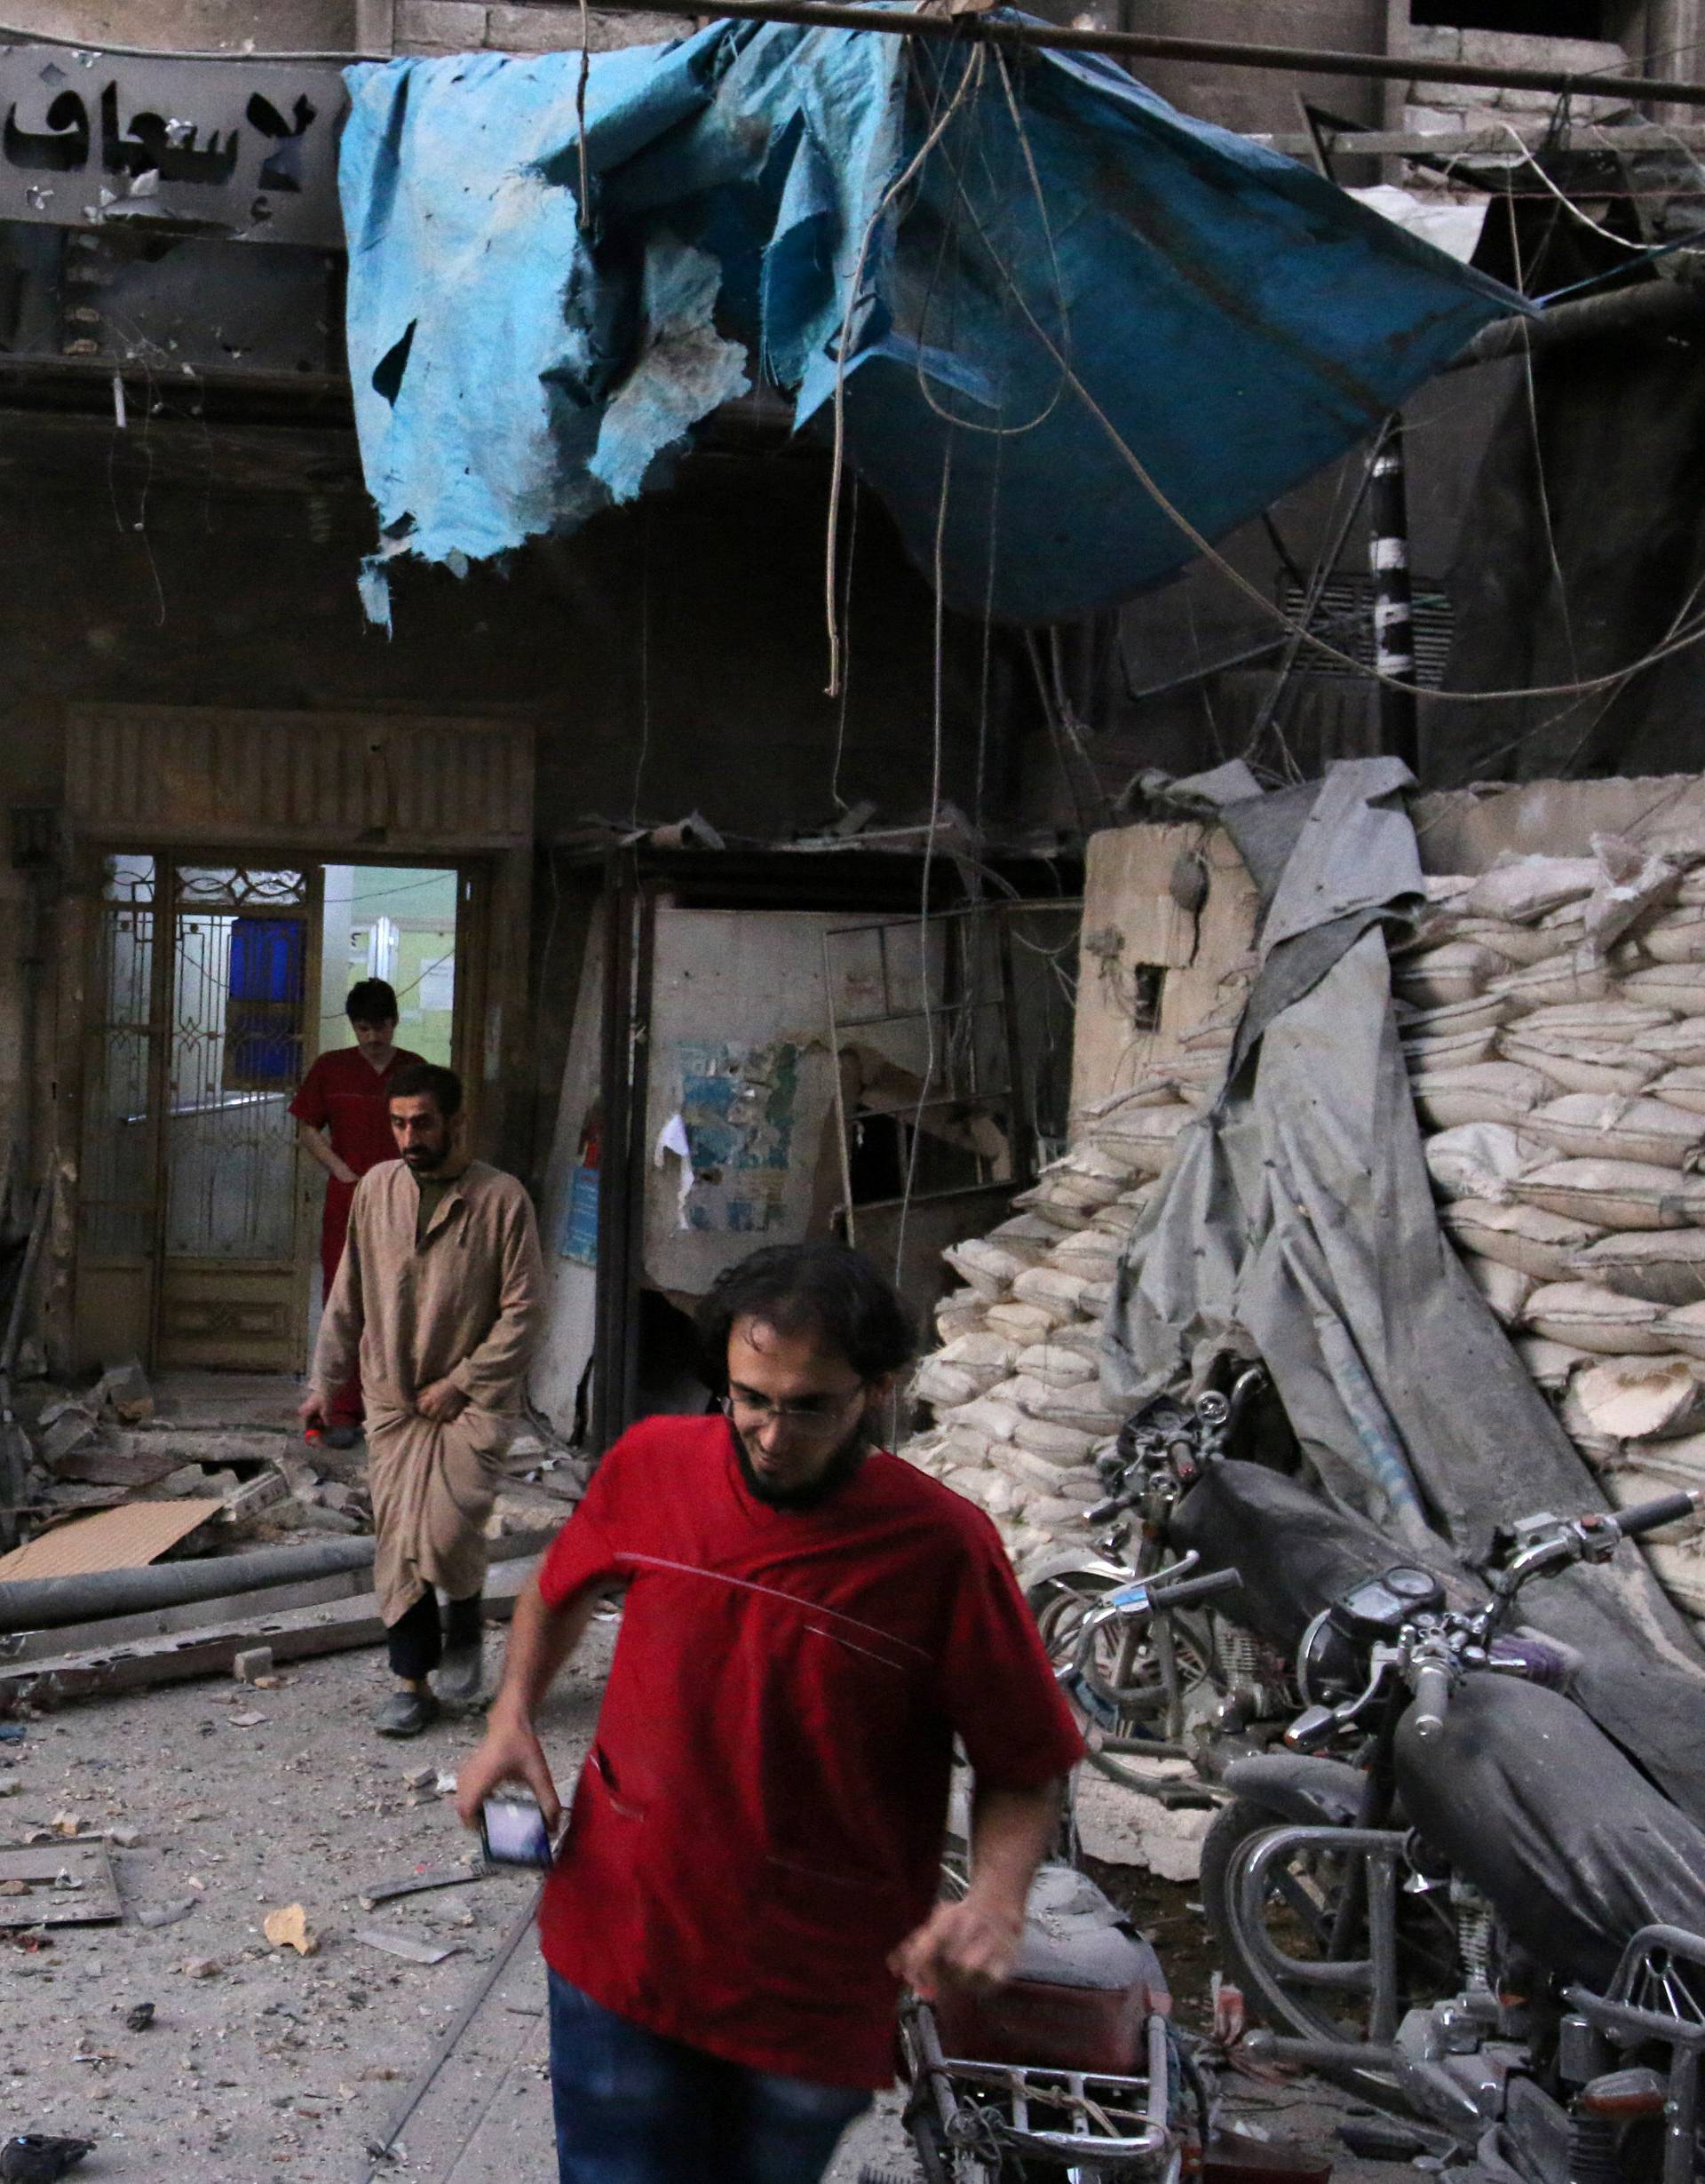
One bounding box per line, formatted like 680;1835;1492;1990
312;1156;546;1624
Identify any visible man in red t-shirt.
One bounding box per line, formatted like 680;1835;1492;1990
456;1241;1083;2184
289;979;424;1448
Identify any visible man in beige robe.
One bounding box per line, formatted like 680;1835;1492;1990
301;1061;545;1736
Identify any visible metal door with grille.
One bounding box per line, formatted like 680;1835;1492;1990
76;858;320;1371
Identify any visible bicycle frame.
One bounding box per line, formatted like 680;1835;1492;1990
903;1997;1181;2178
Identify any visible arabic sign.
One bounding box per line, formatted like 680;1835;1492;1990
0;44;347;246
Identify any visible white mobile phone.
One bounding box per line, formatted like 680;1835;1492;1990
480;1797;555;1868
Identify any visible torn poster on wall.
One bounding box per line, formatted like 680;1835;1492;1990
659;1040;802;1235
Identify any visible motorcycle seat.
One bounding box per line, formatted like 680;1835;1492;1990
930;1866;1170;2077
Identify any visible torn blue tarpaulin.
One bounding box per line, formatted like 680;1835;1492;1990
339;17;1527;627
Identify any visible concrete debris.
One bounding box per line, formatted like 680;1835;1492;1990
105;1824;140;1848
92;1357;154;1424
178;1957;223;1977
161;1465;215;1497
232;1647;274;1684
219;1468;291;1525
1073;1769;1217;1884
400;1765;436;1791
38;1408;99;1470
123;2001;155;2031
262;1902;319;1956
286;1501;364;1535
134;1898;196;1929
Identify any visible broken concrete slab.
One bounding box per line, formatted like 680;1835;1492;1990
1074;1768;1219;1884
232;1646;273;1684
38;1407;100;1469
92;1357;155;1424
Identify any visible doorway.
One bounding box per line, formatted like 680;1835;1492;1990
75;853;464;1375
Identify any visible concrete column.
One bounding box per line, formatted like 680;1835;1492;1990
356;0;397;53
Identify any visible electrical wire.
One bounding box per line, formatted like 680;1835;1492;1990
823;39;986;696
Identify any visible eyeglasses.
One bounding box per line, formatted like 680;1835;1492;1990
719;1387;864;1441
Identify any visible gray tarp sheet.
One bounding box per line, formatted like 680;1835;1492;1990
1105;758;1705;1817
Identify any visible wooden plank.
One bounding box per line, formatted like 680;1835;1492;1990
0;1499;224;1582
0;1554;541;1715
0;1839;121;1926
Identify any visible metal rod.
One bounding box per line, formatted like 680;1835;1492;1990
1368;417;1418;771
355;1885;543;2183
580;0;1705;108
591;865;635;1457
0;1536;380;1632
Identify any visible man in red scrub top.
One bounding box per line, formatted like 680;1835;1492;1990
290;979;424;1448
456;1241;1084;2184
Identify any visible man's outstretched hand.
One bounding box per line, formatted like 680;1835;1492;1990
456;1704;562;1836
889;1894;1026;2001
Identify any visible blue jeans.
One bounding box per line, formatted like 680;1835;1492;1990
548;1971;871;2184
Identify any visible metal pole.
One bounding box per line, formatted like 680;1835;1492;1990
572;0;1705;109
1368;417;1418;770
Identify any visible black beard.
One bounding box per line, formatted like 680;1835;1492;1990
728;1418;868;1512
404;1148;446;1173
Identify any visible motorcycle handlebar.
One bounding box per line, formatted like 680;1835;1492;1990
1144;1567;1241;1611
1409;1660;1452;1743
1087;1493;1132;1525
1608;1489;1700;1541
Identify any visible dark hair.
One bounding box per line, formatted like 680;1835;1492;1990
389;1060;464;1120
346;979;400;1025
694;1242;916;1391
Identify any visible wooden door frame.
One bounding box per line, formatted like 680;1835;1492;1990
53;842;529;1377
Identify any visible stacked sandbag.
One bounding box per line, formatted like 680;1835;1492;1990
901;1125;1163;1563
900;951;1251;1561
1408;838;1705;1632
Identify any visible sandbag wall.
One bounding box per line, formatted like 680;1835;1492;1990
900;972;1249;1564
1400;847;1705;1631
902;826;1705;1640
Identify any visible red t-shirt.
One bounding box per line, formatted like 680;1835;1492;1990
535;1414;1084;2089
289;1046;424;1175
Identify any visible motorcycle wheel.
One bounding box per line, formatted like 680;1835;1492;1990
1200;1799;1457;2113
1024;1569;1217;1791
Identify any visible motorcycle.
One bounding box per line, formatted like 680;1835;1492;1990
1020;1373;1296;1799
873;1569;1245;2182
1200;1484;1705;2182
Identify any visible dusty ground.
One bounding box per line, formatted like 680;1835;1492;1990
0;1620;612;2180
0;1630;1391;2183
0;1378;1381;2180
